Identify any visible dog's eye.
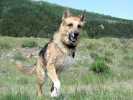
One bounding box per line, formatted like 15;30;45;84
67;23;73;27
77;24;82;29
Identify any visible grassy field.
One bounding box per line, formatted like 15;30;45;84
0;36;133;100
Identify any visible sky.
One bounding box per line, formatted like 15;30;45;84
34;0;133;20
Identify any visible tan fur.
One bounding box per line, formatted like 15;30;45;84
16;10;85;97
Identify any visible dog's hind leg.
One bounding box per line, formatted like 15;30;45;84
36;58;45;96
47;63;61;97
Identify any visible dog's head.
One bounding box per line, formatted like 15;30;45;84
59;10;85;47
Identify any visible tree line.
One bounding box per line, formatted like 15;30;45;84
0;0;133;38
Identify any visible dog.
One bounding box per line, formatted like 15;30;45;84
16;10;85;97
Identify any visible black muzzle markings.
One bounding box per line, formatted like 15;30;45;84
69;32;79;43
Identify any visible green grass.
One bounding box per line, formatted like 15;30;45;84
0;36;133;100
0;92;30;100
13;52;26;61
90;56;110;73
0;87;133;100
21;40;38;48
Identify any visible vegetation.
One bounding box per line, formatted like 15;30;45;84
0;0;133;100
21;40;38;48
0;42;11;49
13;52;26;61
0;0;133;38
90;56;110;73
0;36;133;100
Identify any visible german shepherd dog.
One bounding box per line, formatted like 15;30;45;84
16;10;85;97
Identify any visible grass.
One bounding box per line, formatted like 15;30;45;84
0;87;133;100
13;52;26;61
0;39;12;50
0;36;133;100
21;40;38;48
90;56;110;73
0;92;30;100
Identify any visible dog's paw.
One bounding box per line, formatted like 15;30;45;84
51;88;60;97
50;80;61;97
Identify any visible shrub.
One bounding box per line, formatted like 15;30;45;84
90;56;110;73
21;40;38;48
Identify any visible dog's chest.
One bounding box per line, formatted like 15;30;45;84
63;56;75;67
55;55;75;69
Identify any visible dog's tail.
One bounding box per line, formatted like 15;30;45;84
16;61;36;75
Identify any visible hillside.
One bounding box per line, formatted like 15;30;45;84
0;36;133;99
0;0;133;38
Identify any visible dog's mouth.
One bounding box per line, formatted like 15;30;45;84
69;32;78;43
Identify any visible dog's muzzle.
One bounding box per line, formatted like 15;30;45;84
69;32;79;43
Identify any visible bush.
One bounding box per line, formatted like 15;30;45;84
21;40;38;48
90;56;109;73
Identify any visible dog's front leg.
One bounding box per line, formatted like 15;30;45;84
47;63;61;97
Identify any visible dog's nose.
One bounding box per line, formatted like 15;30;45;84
74;32;79;37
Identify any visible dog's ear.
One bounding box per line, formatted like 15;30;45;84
62;10;71;20
80;10;86;22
